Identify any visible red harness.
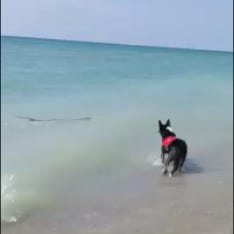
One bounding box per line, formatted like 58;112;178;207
162;136;176;147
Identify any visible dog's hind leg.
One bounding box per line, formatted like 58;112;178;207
162;155;173;175
169;160;179;177
178;155;186;173
165;147;177;177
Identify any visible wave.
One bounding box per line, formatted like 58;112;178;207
1;115;164;223
1;174;18;223
1;173;51;224
146;153;163;167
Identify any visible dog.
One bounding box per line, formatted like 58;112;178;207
158;119;187;177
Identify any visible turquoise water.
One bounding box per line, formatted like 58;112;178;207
1;36;233;233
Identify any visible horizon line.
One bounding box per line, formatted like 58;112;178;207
1;34;233;53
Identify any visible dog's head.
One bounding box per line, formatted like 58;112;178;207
158;119;175;138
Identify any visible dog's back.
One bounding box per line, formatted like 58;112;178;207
168;138;187;159
167;138;187;171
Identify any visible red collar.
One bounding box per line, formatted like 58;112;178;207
162;136;176;147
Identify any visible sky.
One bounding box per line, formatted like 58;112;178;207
1;0;233;51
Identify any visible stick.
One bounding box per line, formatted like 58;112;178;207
16;116;91;122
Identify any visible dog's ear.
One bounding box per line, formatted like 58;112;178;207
158;120;162;129
166;119;171;126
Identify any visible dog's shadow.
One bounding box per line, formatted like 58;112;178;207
183;158;203;174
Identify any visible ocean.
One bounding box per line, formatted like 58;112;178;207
1;36;233;234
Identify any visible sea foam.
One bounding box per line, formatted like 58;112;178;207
1;174;18;223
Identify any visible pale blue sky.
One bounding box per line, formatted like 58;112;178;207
2;0;233;51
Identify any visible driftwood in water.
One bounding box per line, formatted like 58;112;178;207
16;116;91;122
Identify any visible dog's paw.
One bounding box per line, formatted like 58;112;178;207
168;173;172;178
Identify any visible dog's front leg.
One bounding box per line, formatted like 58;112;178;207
161;146;166;163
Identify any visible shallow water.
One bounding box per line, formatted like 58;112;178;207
1;36;233;234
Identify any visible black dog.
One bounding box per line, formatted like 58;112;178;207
158;119;187;177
